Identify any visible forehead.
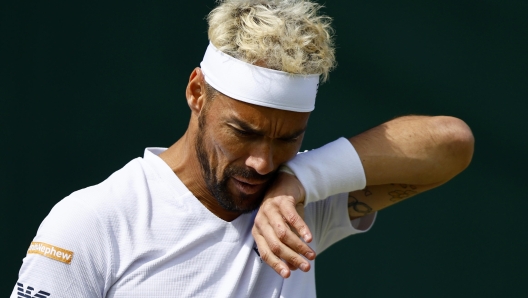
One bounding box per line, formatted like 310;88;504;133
208;93;310;135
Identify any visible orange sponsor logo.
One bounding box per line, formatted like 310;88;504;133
27;242;74;264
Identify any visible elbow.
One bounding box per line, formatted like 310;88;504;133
432;116;475;177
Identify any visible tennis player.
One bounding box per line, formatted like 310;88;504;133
12;1;474;297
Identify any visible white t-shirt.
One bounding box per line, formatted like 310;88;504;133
12;148;375;298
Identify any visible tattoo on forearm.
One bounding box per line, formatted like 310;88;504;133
363;187;372;196
388;190;417;202
348;195;373;215
397;184;417;190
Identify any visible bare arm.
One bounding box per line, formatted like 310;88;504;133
252;115;474;278
351;115;474;186
347;115;474;219
347;183;439;220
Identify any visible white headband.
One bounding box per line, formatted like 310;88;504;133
200;42;320;112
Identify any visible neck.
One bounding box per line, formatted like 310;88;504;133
159;131;242;222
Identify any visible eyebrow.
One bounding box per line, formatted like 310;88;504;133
228;117;306;140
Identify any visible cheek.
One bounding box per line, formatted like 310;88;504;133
273;141;302;165
209;130;248;169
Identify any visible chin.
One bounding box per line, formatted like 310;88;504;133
218;183;266;213
231;191;265;213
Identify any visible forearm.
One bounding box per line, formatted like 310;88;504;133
345;116;473;220
347;182;442;220
350;115;474;186
253;115;474;277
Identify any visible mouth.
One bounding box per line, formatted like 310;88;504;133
231;177;267;195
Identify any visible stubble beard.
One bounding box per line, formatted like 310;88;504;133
195;114;274;213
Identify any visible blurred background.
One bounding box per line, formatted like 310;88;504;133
1;0;526;296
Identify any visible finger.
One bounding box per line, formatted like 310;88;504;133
289;203;304;238
281;221;316;261
275;197;312;242
253;232;291;278
258;221;312;272
261;194;312;242
286;262;297;271
293;201;312;243
261;203;315;260
295;202;305;220
277;198;313;244
281;226;316;262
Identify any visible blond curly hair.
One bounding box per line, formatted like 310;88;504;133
207;0;336;82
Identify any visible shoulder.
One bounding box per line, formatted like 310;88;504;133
18;195;113;297
70;157;148;206
15;155;174;296
33;156;151;262
32;193;112;271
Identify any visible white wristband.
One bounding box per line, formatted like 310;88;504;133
280;137;366;206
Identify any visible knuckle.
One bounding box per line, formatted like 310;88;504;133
284;196;296;205
296;242;307;252
287;213;299;225
273;194;286;202
289;255;301;266
269;242;282;255
260;201;274;212
296;223;306;231
266;197;279;206
272;260;283;272
261;252;282;272
253;218;268;230
260;250;271;262
275;226;287;241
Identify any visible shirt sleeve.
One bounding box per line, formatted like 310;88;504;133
304;192;376;255
11;196;112;298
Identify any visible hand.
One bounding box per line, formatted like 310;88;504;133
252;172;316;278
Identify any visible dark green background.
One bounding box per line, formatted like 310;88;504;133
2;1;527;296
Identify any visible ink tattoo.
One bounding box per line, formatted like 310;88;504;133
395;184;417;190
363;187;372;196
389;185;417;202
348;195;373;215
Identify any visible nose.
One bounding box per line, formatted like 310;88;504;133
245;141;275;175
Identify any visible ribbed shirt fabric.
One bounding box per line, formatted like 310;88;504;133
12;148;375;298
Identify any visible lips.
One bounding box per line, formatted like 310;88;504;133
231;177;267;195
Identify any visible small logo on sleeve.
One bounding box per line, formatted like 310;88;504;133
27;242;74;265
16;282;50;298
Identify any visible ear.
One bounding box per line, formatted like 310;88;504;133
186;67;207;114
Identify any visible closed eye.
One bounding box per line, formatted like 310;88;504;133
226;118;305;142
279;136;301;143
230;126;259;138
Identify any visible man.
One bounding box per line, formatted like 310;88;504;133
12;0;474;297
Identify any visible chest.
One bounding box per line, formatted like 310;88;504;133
105;234;285;298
